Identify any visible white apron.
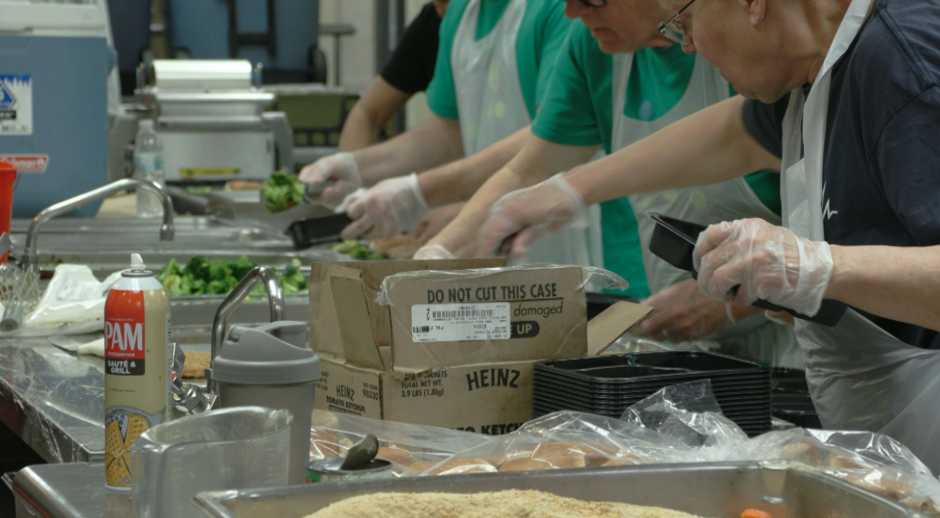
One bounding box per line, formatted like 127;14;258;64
611;52;800;367
779;0;940;473
452;0;601;268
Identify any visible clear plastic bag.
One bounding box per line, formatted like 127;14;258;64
621;380;747;450
309;410;493;477
740;428;940;516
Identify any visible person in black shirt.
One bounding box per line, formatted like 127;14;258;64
338;1;448;151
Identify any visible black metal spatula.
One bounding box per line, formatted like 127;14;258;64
285;212;353;248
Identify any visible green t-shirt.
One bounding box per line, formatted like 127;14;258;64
532;21;782;297
426;0;571;121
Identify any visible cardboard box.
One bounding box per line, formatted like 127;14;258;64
310;261;651;434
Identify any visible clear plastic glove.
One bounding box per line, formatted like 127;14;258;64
693;218;834;316
415;203;464;245
413;245;454;260
633;279;736;343
476;173;588;258
298;152;361;207
340;174;429;240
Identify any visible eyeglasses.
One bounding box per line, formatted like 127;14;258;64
658;0;698;46
575;0;607;7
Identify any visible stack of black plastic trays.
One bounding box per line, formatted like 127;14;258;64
771;368;821;429
533;351;772;436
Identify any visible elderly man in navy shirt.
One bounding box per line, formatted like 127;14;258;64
467;0;940;472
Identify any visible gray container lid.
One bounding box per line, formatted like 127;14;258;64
209;321;321;385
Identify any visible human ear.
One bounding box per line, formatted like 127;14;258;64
742;0;767;25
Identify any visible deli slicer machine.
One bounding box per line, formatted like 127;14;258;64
111;59;293;184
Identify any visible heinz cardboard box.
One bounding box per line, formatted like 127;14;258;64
310;260;651;434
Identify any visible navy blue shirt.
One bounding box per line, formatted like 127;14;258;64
742;0;940;350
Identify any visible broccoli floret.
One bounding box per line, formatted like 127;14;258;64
157;258;181;283
208;262;231;281
162;275;185;297
261;172;306;213
230;256;256;280
185;256;212;282
332;240;360;254
207;279;229;295
190;279;208;296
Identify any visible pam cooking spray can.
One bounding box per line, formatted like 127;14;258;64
104;253;171;490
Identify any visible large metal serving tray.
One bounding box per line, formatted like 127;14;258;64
195;462;927;518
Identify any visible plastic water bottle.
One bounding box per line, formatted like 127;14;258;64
133;120;165;218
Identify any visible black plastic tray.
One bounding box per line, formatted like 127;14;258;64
534;353;771;393
533;388;773;410
771;368;810;394
531;404;771;436
647;213;848;326
532;372;771;395
532;394;772;418
532;381;773;403
540;351;763;373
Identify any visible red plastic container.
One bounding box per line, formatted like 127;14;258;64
0;160;17;263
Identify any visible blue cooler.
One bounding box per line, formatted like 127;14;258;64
0;3;111;218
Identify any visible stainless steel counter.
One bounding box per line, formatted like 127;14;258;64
0;296;310;464
11;463;130;518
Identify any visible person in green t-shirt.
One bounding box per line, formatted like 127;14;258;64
297;0;570;235
414;0;799;366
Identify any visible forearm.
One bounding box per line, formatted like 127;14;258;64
826;245;940;331
566;97;781;205
418;126;531;208
352;115;464;186
339;76;411;152
428;168;528;257
338;106;382;151
427;136;598;257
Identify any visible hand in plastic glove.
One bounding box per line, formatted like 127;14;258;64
298;152;361;207
413;245;455;260
694;218;834;316
476;173;588;258
415;203;464;245
633;279;738;343
340;174;429;240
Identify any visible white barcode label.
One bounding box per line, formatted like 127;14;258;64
412;303;511;343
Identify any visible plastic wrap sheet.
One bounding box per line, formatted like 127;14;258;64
0;337;105;463
620;380;748;452
309;410;493;477
0;265;123;338
375;265;630;306
403;379;940;515
603;335;717;355
740;428;940;516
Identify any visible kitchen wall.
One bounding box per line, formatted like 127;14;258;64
318;0;433;130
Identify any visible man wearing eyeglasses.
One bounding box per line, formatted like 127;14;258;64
471;0;940;469
413;0;799;366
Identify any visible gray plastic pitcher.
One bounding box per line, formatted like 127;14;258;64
207;321;320;485
131;406;291;518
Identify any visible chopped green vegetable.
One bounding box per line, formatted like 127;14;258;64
260;172;306;213
156;255;309;297
331;240;387;261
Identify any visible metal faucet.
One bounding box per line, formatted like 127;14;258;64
22;179;174;270
207;265;285;394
